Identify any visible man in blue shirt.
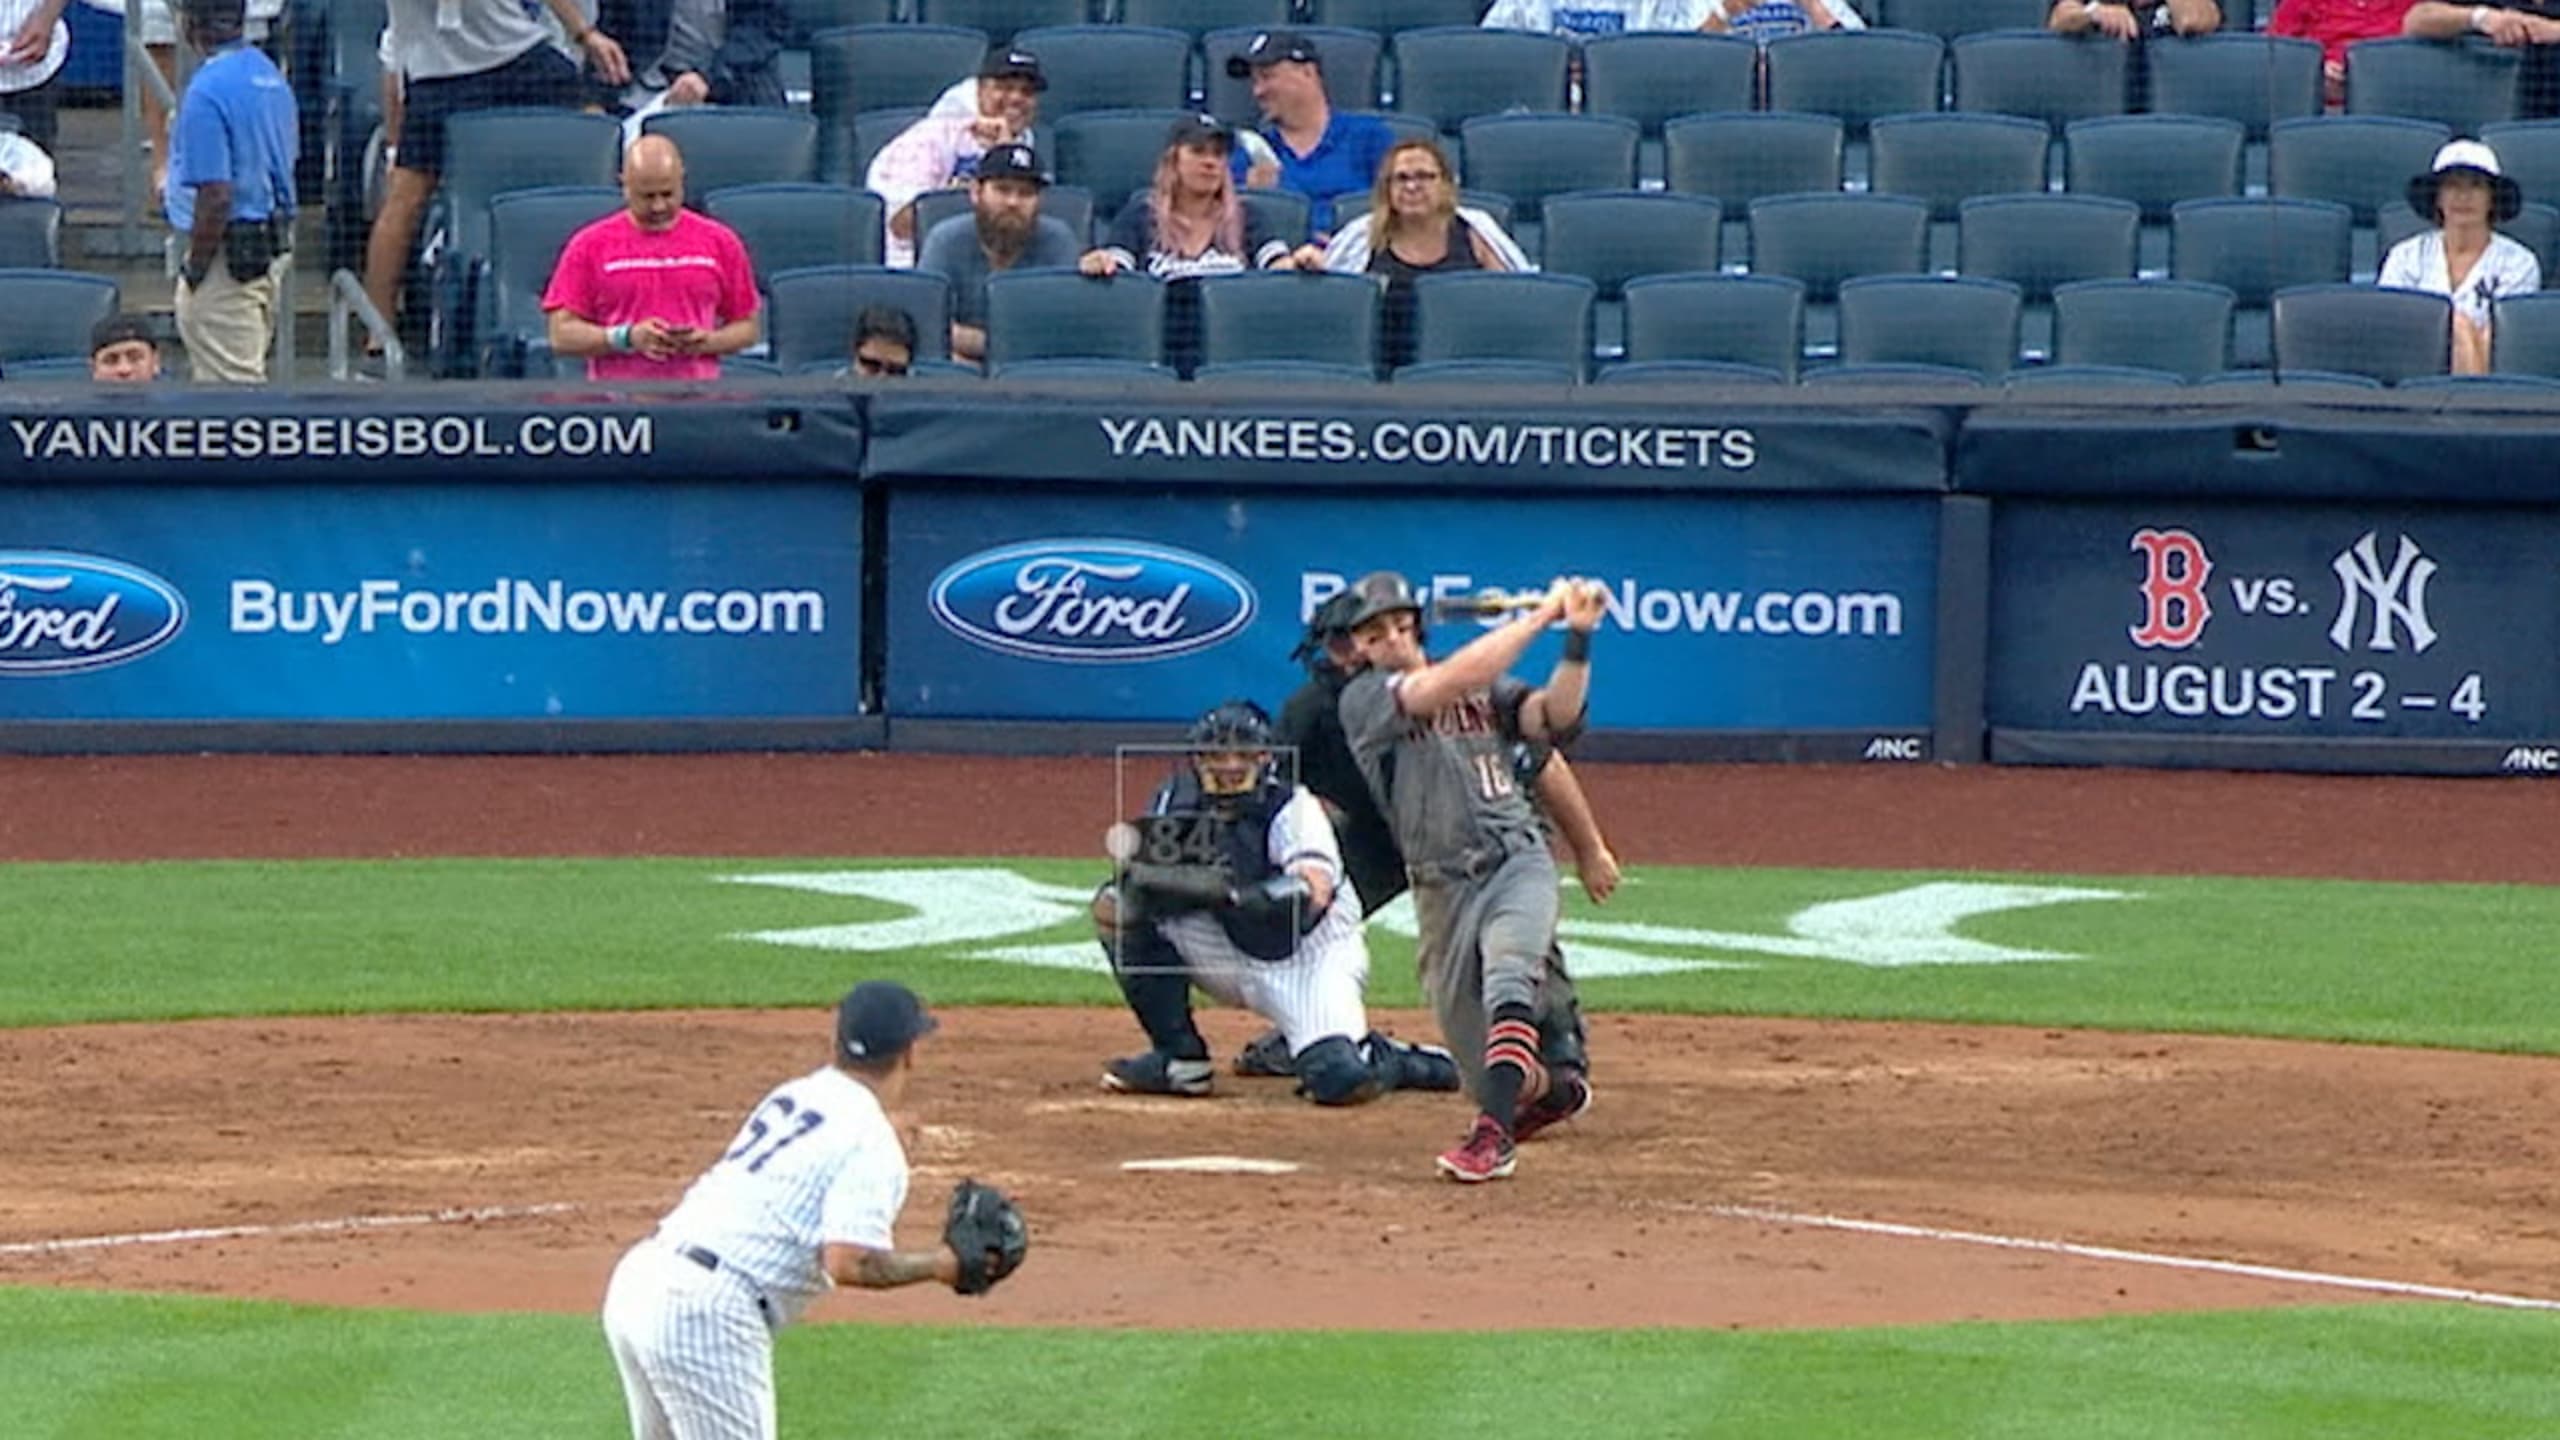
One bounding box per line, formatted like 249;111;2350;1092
166;0;298;382
1225;30;1393;241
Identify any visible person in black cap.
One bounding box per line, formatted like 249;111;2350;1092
869;42;1047;267
916;139;1082;364
1225;28;1394;239
1080;113;1312;280
89;313;165;384
604;980;1009;1438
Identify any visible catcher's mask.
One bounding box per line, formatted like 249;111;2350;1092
1188;698;1273;797
1343;570;1425;647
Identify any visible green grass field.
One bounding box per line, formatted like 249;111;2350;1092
5;856;2557;1438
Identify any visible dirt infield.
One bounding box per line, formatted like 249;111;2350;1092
2;756;2555;1329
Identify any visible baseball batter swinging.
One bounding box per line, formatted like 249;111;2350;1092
1337;571;1607;1182
1092;699;1460;1105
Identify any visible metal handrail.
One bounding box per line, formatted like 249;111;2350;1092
327;267;407;381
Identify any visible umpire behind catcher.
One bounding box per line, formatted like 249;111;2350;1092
602;981;1027;1438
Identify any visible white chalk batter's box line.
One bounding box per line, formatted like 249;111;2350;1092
0;1198;2551;1315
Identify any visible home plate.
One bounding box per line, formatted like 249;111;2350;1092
1120;1156;1301;1175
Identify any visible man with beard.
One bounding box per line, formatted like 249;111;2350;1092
916;140;1081;366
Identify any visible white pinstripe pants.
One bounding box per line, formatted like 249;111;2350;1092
602;1241;777;1440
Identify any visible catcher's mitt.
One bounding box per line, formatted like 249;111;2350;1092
944;1178;1028;1297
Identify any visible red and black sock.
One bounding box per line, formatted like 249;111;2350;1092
1482;1004;1546;1133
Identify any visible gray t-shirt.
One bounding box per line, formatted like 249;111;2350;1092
1339;669;1545;871
385;0;551;81
915;214;1084;329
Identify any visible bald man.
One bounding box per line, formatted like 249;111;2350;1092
542;134;760;380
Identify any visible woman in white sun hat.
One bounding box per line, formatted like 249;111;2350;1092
2380;138;2542;374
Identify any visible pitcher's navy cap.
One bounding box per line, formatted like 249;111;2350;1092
837;981;938;1062
1226;30;1320;78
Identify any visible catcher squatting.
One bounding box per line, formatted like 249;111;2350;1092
1096;570;1621;1183
603;982;1028;1438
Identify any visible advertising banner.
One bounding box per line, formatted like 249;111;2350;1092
883;484;1939;732
1989;502;2560;771
0;481;861;720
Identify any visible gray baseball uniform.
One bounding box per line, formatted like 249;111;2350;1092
1338;669;1561;1105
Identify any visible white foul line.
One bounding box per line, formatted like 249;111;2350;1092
1701;1204;2560;1313
0;1203;581;1258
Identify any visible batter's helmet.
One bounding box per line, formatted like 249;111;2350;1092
1342;571;1425;643
1188;699;1274;796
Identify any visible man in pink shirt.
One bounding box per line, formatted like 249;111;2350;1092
543;133;761;380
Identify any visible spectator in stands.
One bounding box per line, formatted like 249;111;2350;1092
365;0;633;345
13;0;284;196
1700;0;1868;38
850;304;916;378
1482;0;1713;32
2273;0;2419;107
89;313;163;383
2048;0;2222;39
542;132;761;380
1080;114;1306;280
1226;30;1393;241
2407;3;2560;115
167;0;297;385
917;140;1080;366
612;0;789;115
1320;137;1532;367
2380;139;2540;374
868;44;1045;270
0;116;52;197
0;0;69;149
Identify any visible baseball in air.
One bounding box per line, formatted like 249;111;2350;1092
1104;820;1141;863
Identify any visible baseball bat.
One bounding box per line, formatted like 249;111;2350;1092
1431;587;1550;618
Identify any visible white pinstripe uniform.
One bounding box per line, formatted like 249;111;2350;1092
1154;785;1373;1055
602;1065;908;1440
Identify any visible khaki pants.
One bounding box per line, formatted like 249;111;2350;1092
177;252;288;383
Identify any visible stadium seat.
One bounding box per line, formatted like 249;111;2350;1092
1747;192;1930;302
1390;27;1571;136
2270;283;2453;384
0;196;60;267
1458;113;1639;230
1959;192;2140;355
2489;291;2560;377
705;184;888;285
1393;358;1582;385
1868;111;2050;223
990;357;1180;380
1195;270;1382;372
1014;25;1193;117
1580;32;1757;148
473;187;622;377
422;109;622;374
1540;190;1722;297
1763;30;1945;164
2346;37;2523;136
910;0;1091;45
1664;111;1845;267
1802;362;1988;388
2145;34;2324;142
1950;31;2129;132
642;108;822;202
1999;363;2188;388
1203;27;1386;126
1837;274;2023;379
1053;109;1199;220
1408;271;1596;378
1874;0;2051;38
0;269;114;363
985;269;1167;370
768;265;955;369
786;0;897;39
2269;116;2451;227
2171;197;2352;365
2064;114;2244;270
1620;272;1807;380
2397;372;2560;395
1;354;96;382
2478;122;2560;218
1315;0;1488;38
2049;276;2236;379
1117;0;1295;41
1191;359;1380;386
721;355;786;377
912;183;1096;248
811;25;989;180
1595;359;1789;386
1240;188;1313;249
2194;368;2387;391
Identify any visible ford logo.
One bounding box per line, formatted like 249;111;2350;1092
0;550;188;676
929;539;1257;663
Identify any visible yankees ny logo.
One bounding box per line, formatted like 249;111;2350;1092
2329;532;2439;654
2129;528;2212;649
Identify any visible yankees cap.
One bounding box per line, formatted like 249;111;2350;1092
837;981;938;1062
1226;29;1320;78
976;141;1051;187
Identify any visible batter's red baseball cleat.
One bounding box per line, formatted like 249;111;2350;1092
1435;1115;1517;1183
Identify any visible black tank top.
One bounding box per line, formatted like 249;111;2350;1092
1372;215;1481;367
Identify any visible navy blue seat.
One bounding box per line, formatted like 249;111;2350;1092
2050;277;2236;379
2270;282;2453;384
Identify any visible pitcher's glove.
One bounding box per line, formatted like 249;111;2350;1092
944;1178;1028;1296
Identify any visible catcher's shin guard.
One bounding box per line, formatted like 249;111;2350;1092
1104;915;1207;1060
1365;1032;1460;1092
1293;1034;1384;1106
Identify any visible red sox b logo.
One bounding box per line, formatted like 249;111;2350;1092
2129;528;2211;649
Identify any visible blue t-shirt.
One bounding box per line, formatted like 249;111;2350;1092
166;43;300;233
1230;111;1396;237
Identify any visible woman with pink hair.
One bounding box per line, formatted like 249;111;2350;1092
1080;114;1308;279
